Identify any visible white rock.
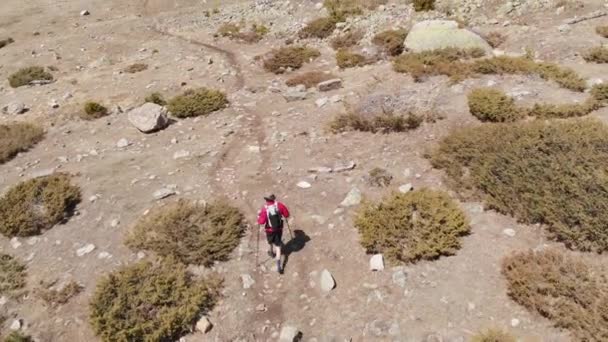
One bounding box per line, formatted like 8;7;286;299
315;97;328;108
89;195;99;202
153;188;175;200
511;318;520;327
404;20;493;54
370;254;384;271
320;269;336;292
503;228;516;237
98;251;112;259
248;145;261;153
116;138;131;148
279;325;302;342
9;319;21;331
110;219;120;227
241;274;255;289
398;184;413;194
330;94;343;103
2;102;27;115
80;9;90;16
0;296;7;306
173;150;190;159
340;187;362;207
392;269;407;288
308;166;332;173
333;161;356;172
49;99;59;108
76;243;96;256
10;237;21;249
128;103;169;133
196;316;213;333
558;24;570;33
297;181;312;189
317;78;342;92
314;2;323;9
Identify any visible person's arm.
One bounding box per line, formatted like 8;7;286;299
257;208;267;229
279;203;290;219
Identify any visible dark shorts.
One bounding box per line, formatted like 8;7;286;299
266;230;283;246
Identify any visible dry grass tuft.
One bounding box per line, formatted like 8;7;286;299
0;37;14;49
0;122;44;164
413;0;436;11
372;29;408;56
286;71;336;88
597;26;608;38
144;92;167;106
8;66;53;88
4;332;33;342
471;328;516;342
299;17;337;39
331;30;364;50
80;101;109;120
336;49;373;68
502;249;608;340
591;83;608;102
89;258;222;342
0;174;81;237
483;31;507;48
527;98;601;119
355;189;469;264
126;200;245;266
468;88;523;122
393;47;484;82
123;63;148;74
262;46;321;74
216;23;269;43
583;46;608;63
329;111;423;133
431;119;608;252
367;168;393;187
167;88;228;118
0;254;26;296
36;280;83;307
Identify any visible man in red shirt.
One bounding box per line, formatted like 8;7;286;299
257;194;290;274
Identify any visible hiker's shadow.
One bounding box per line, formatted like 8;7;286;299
282;229;310;272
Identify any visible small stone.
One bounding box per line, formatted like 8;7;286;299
10;319;21;331
196;316;213;333
173;150;190;159
558;24;570;33
49;99;59;108
279;325;302;342
153;188;175;200
398;183;413;194
110;219;120;227
137;251;146;259
80;9;90;16
256;303;267;312
76;244;96;256
329;94;343;103
89;195;99;202
2;102;27;115
370;254;384;271
340;187;362;207
297;181;312;189
308;166;332;173
333;161;356;172
320;269;336;292
392;269;407;288
0;296;7;306
317;78;342;92
128;103;169;133
511;318;520;327
311;215;326;225
503;228;516;237
283;88;308;102
10;237;21;249
116;138;131;148
248;145;261;153
241;274;255;289
315;97;328;108
98;251;112;259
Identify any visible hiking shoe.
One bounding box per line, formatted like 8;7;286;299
277;260;283;274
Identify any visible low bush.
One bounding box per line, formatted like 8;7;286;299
36;280;83;307
262;46;321;74
393;47;484;82
123;63;148;74
167;88;228;118
597;26;608;38
0;123;44;164
367;168;393;187
355;189;469;264
4;332;33;342
372;29;408;56
591;83;608;102
527;98;601;119
8;66;53;88
483;31;506;48
329;112;422;133
324;0;364;21
471;329;516;342
502;249;608;340
0;254;26;295
431;119;608;252
144;92;167;106
286;71;336;88
80;102;109;120
331;30;364;50
583;46;608;63
216;23;241;38
413;0;435;11
299;17;337;39
216;23;268;43
0;37;14;49
336;49;371;68
0;174;81;237
126;200;245;266
89;258;222;342
468;88;523;122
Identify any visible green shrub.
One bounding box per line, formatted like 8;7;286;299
471;328;516;342
329;112;422;133
431;119;608;252
89;258;222;342
299;17;337;39
392;48;484;82
262;46;321;74
216;23;241;37
413;0;435;11
527;98;601;119
81;102;109;120
0;254;26;295
286;71;336;88
36;280;83;307
126;200;245;266
372;29;408;56
583;46;608;63
217;23;268;43
4;332;33;342
167;88;228;118
367;168;393;187
331;30;364;50
336;49;371;68
355;189;469;264
483;31;506;48
144;92;167;106
123;63;148;74
0;37;14;49
468;88;523;122
0;174;81;237
8;66;53;88
502;249;608;340
591;83;608;102
0;123;44;164
597;26;608;38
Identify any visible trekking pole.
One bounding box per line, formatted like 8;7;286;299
285;218;294;239
255;223;260;267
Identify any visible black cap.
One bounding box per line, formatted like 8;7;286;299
264;194;276;201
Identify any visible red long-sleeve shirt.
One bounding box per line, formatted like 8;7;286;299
257;201;290;232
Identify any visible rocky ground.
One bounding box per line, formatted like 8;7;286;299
1;0;608;341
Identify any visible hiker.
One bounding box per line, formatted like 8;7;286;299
258;194;290;273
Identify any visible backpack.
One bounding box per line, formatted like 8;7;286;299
266;203;283;231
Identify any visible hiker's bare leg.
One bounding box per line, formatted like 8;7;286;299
275;245;282;262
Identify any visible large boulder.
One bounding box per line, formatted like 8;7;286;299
128;103;169;133
404;20;492;54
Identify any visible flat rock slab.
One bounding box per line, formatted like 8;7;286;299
128;103;169;133
279;326;302;342
404;20;492;54
340;187;362;207
320;269;336;292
